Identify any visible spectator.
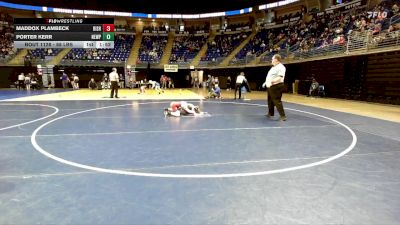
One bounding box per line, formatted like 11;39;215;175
88;78;98;90
60;72;69;89
168;77;175;88
308;78;319;96
226;76;232;91
207;84;222;99
17;72;25;90
73;74;79;90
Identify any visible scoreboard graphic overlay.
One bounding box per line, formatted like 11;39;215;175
14;18;115;49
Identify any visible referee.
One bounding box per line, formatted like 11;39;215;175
109;68;119;98
263;54;287;121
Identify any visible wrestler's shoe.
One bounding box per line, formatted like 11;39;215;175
164;108;170;117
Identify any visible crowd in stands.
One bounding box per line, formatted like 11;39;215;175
143;25;167;32
224;22;251;31
202;32;251;62
284;0;399;54
182;24;210;34
274;6;307;24
64;49;112;60
169;35;207;63
232;0;400;63
115;24;135;32
24;49;62;62
0;13;16;61
233;29;270;61
63;34;134;61
2;0;399;66
138;35;167;63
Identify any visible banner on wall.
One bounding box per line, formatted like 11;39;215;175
164;64;178;72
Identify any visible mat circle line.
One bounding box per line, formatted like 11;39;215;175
30;101;357;178
0;103;59;131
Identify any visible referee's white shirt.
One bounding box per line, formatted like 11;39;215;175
18;74;25;81
265;63;286;88
109;71;119;82
236;75;245;84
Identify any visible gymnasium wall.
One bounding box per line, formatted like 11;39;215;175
1;50;399;104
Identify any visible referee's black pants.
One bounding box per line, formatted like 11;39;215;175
267;83;285;117
234;83;244;99
234;81;251;99
110;81;119;98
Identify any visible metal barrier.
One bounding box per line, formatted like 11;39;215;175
198;57;225;67
229;54;256;66
348;30;400;52
258;30;400;64
21;30;400;68
389;14;400;26
59;60;125;67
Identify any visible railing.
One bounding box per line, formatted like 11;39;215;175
30;30;400;68
168;61;192;66
0;56;14;64
26;56;57;66
135;61;161;68
229;54;256;66
348;30;400;52
0;49;21;65
198;57;225;67
59;59;126;67
241;30;399;65
389;14;400;26
185;30;400;67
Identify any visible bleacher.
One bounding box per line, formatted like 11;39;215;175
169;35;207;63
0;12;15;62
62;34;134;62
201;32;251;62
29;49;62;59
138;35;167;63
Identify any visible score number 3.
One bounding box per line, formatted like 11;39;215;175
102;24;114;32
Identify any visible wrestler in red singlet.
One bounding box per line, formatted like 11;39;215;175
170;102;181;112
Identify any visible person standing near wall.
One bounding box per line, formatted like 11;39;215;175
262;54;287;121
60;72;69;89
226;76;232;91
109;68;119;98
234;72;245;99
73;74;79;90
18;72;25;90
308;78;319;97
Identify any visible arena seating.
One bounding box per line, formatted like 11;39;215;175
0;12;16;62
169;35;207;63
62;34;134;62
138;35;167;63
